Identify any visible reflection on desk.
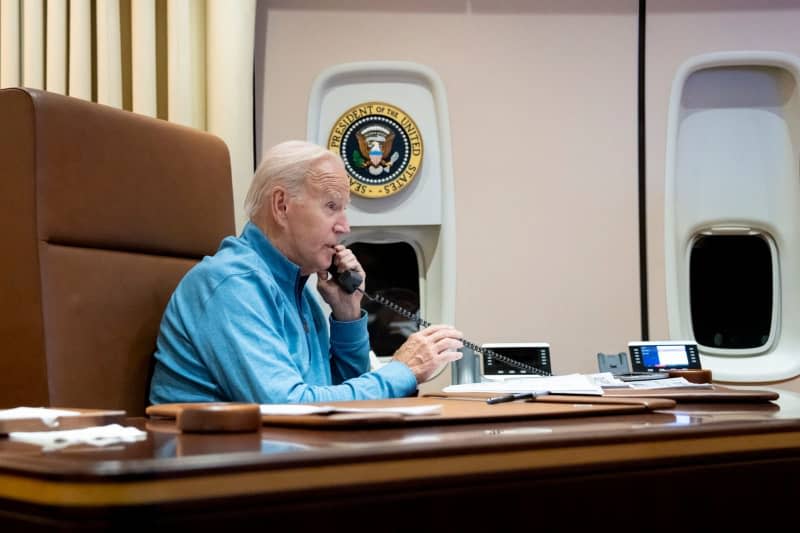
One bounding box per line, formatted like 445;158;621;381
1;390;800;529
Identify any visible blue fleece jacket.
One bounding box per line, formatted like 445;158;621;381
149;222;417;404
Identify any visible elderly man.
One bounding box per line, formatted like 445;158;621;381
149;140;463;404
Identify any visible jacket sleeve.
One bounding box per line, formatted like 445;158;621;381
194;271;417;403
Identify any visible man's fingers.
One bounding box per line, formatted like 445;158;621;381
434;338;463;352
439;350;463;362
420;324;462;338
331;247;365;278
420;324;454;334
429;330;463;346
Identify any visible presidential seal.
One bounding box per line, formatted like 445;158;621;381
327;102;423;198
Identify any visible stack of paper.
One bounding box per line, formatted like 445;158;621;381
585;372;631;388
443;373;603;396
0;407;81;427
9;424;147;451
626;377;713;390
585;373;716;390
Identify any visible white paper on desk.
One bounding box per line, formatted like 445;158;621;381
328;405;442;416
0;407;81;427
9;424;147;452
626;377;713;389
586;372;632;389
443;373;603;396
260;404;442;417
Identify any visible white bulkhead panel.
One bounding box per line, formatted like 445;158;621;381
665;51;800;382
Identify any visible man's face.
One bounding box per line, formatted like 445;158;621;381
284;157;351;275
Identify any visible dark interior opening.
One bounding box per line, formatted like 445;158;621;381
350;242;420;357
690;234;773;350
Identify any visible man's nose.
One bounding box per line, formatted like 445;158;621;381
334;214;350;234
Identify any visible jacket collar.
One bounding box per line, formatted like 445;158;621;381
241;222;308;292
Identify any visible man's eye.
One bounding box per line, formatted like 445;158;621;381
327;202;338;210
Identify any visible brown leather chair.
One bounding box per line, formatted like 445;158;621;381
0;88;235;416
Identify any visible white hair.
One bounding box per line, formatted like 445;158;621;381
244;140;340;221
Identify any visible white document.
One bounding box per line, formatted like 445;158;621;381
0;407;81;427
443;373;603;396
9;424;147;452
260;404;442;417
626;377;713;389
585;372;631;388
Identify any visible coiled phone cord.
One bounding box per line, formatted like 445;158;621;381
359;289;551;377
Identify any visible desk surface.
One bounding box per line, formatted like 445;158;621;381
2;389;800;528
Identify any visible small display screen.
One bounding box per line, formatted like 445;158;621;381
629;342;701;372
642;345;688;368
482;344;552;376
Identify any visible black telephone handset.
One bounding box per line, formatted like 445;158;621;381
327;263;363;294
326;262;551;376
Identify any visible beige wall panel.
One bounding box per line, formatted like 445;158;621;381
646;1;800;391
22;0;43;89
189;0;205;129
258;2;640;375
1;0;21;88
166;0;204;129
207;0;255;232
96;0;123;107
45;0;67;94
131;0;157;116
167;0;191;125
68;0;91;99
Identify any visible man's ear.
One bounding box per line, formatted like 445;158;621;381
270;187;290;227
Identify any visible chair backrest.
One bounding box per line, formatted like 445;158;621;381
0;88;235;416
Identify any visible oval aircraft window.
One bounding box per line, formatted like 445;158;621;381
349;242;420;357
689;232;778;354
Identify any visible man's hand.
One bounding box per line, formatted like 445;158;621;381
393;325;464;383
317;244;365;321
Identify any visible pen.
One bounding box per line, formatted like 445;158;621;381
486;392;542;405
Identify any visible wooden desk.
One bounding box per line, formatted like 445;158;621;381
2;391;800;529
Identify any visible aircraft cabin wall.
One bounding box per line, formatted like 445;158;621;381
646;1;800;392
254;1;800;391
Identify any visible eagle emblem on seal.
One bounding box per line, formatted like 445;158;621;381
327;101;423;199
355;126;400;175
